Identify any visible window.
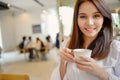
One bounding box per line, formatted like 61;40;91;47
32;24;41;33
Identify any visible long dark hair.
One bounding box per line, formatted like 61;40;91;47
36;37;45;47
68;0;113;60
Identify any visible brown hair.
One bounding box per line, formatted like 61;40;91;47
68;0;113;60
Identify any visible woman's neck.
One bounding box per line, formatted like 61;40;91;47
83;35;97;49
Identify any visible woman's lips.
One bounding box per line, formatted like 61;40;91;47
85;28;95;32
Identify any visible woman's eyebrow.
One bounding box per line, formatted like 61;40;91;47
93;11;101;14
78;13;86;15
78;11;100;15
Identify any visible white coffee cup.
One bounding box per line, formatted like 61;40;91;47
73;49;92;58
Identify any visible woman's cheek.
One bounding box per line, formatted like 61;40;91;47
78;21;84;26
96;19;103;27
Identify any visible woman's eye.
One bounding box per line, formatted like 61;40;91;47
79;16;86;18
94;15;100;18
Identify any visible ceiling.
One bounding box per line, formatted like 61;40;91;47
0;0;120;12
0;0;57;12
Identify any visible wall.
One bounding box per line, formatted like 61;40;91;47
0;7;59;52
14;8;59;44
0;11;16;52
0;10;45;52
14;10;49;44
0;21;3;48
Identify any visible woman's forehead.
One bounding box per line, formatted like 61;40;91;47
78;1;99;14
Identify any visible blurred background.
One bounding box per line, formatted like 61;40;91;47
0;0;120;80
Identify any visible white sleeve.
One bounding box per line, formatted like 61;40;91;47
108;59;120;80
51;65;61;80
108;55;120;80
108;40;120;80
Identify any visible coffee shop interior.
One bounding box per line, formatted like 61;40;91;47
0;0;120;80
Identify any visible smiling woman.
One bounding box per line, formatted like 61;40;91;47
77;1;104;39
51;0;120;80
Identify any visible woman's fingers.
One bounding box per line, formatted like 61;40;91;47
75;55;95;69
75;58;91;66
76;55;94;62
76;63;92;71
60;48;74;62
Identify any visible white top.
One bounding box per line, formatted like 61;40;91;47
51;40;120;80
45;40;53;50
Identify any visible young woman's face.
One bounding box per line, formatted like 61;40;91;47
78;1;104;38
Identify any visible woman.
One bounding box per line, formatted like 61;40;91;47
45;35;53;51
35;37;42;59
51;0;120;80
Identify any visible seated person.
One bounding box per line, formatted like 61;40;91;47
45;35;54;51
27;36;35;61
18;36;28;53
34;37;46;60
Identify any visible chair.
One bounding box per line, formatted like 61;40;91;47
0;74;30;80
40;46;48;60
16;46;28;61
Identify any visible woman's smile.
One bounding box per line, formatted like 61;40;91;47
85;27;96;33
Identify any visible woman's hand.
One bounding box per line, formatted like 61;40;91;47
60;48;74;63
59;48;74;80
75;55;109;80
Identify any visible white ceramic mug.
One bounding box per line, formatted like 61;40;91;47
73;49;92;58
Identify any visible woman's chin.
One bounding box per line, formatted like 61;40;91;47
84;33;98;38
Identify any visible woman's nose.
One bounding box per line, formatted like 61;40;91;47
87;18;94;26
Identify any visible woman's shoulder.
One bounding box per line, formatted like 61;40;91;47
103;40;120;67
109;39;120;60
110;39;120;51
